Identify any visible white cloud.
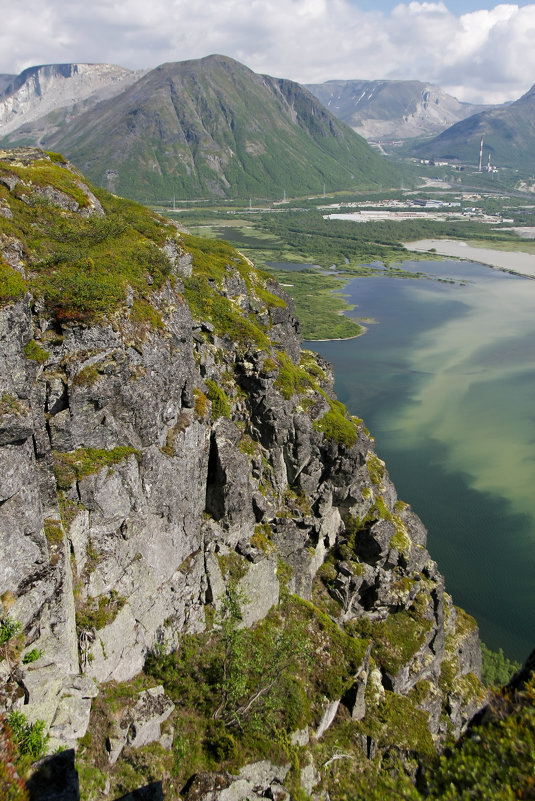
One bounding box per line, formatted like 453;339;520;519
0;0;533;103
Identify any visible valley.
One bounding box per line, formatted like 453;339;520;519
168;187;535;662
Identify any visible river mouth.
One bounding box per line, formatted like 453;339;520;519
308;257;535;661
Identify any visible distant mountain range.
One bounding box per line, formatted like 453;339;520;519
0;56;402;201
412;83;535;172
305;79;490;142
0;63;143;139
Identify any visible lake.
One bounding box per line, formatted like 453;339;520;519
308;258;535;661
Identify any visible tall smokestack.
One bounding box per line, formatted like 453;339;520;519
478;136;484;172
487;153;491;172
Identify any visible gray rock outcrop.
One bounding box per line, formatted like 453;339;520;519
0;149;484;795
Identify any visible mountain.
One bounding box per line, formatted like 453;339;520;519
0;63;142;140
0;148;484;798
306;79;490;141
413;84;535;171
0;74;15;95
2;56;403;201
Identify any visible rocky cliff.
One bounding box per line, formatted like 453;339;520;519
0;148;484;800
0;63;142;142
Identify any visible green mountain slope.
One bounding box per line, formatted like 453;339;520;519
413;84;535;172
5;55;402;201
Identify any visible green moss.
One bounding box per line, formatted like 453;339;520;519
366;452;385;487
238;433;256;456
250;523;273;553
274;352;314;400
184;274;269;349
44;151;66;163
365;605;433;677
181;234;278;349
53;446;140;490
216;552;248;583
0;392;25;416
58;493;86;529
5;159;90;208
276;557;293;597
205;379;231;419
76;590;126;631
360;690;435;759
73;364;100;387
130;298;164;330
43;518;63;546
389;513;412;557
23;339;49;363
0;260;26;305
313;399;358;448
0;158;175;326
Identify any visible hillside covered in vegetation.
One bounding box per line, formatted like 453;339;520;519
0;148;531;801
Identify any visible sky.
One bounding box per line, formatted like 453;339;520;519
1;1;534;104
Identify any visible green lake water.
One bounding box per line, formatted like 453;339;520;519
308;259;535;661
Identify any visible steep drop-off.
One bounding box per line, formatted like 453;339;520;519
0;149;483;799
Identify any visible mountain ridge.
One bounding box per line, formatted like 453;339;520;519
1;55;403;201
412;82;535;171
0;62;143;140
306;78;491;141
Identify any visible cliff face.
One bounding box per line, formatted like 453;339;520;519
0;149;483;798
0;63;140;140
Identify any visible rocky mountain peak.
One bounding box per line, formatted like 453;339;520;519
0;62;143;139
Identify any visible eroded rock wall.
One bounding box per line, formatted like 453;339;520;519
0;150;483;766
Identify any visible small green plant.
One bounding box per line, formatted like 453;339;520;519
53;446;140;490
0;618;22;647
43;519;63;546
250;523;273;553
0;616;24;669
481;641;521;687
22;648;43;665
205;379;231;419
0;716;28;801
7;711;48;761
313;401;357;448
76;591;126;631
0;261;27;306
23;340;49;364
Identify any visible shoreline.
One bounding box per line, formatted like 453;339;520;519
404;239;535;279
